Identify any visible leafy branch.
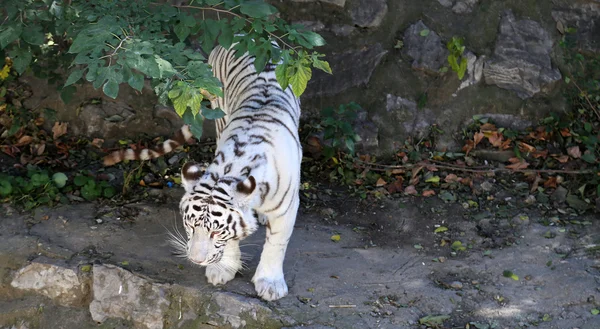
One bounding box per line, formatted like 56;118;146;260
0;0;332;140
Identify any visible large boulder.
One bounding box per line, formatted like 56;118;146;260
10;260;90;308
403;21;448;73
483;11;562;99
303;43;387;98
89;264;170;329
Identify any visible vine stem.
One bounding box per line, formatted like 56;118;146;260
354;159;597;175
568;74;600;121
172;4;298;51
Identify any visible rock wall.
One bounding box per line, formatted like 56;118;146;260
274;0;600;154
17;0;600;156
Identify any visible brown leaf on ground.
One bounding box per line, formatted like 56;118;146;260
91;138;105;149
34;117;45;126
404;185;418;195
480;123;497;132
422;190;436;197
488;132;504;148
530;175;543;193
500;138;512;150
30;143;45;156
518;142;536;153
560;128;571;137
52;122;68;140
462;140;475;155
532;149;548;159
391;168;405;175
426;165;439;172
410;165;424;186
376;178;387;187
553;154;569;163
474;132;484;147
506;158;530;170
16;135;33;146
544;176;558;189
567;146;581;159
445;174;459;183
386;177;404;194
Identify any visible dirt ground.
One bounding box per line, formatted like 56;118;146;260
1;186;600;329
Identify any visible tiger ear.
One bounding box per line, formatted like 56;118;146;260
181;162;203;193
236;176;256;197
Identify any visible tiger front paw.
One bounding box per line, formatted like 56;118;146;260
252;276;288;301
206;264;237;286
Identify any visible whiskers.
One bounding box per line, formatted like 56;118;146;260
163;213;188;258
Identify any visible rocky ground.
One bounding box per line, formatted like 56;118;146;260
1;185;599;329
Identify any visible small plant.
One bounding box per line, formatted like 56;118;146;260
447;37;468;80
0;167;116;209
320;102;362;159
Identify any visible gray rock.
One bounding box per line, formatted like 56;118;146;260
10;261;90;307
291;0;346;7
449;281;463;290
452;0;479;14
293;20;325;32
303;44;387;98
552;2;600;54
330;24;356;37
483;11;562;99
283;326;336;329
206;292;273;329
350;0;388;28
437;0;453;7
457;51;485;92
551;186;568;203
384;95;435;139
353;108;379;154
89;264;170;329
403;21;448;73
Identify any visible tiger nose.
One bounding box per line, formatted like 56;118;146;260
189;254;207;265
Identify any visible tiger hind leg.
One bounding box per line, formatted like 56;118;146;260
206;239;241;285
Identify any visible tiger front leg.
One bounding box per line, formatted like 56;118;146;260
252;198;299;301
205;239;241;285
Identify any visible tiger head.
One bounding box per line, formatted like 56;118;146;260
177;162;258;266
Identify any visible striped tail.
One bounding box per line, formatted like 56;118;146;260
103;125;195;166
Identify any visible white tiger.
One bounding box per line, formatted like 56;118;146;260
104;44;302;301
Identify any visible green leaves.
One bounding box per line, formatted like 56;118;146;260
240;1;277;18
52;173;68;188
1;0;330;126
447;36;468;80
289;63;311;96
65;69;84;87
0;25;22;49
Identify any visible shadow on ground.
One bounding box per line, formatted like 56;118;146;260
1;189;599;329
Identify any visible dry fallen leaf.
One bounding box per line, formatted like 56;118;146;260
488;132;504;148
567;146;581;159
91;138;105;149
16;135;33;146
444;174;459;183
506;158;530;170
386;177;404;194
480;123;497;132
422;190;436;197
553;154;569;163
52;122;68;140
474;132;484;147
404;185;418;195
376;177;387;187
530;175;543;193
544;176;558;189
30;143;46;156
462;140;475;155
560;128;571;137
518;142;536;153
